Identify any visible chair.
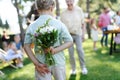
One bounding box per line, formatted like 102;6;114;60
0;49;18;69
0;70;4;76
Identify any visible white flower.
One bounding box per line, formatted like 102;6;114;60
39;26;57;34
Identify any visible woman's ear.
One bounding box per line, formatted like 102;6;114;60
37;10;40;14
50;4;55;12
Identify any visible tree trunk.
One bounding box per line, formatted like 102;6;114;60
86;0;91;39
55;0;60;19
14;0;24;46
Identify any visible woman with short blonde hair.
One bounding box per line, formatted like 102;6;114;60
24;0;73;80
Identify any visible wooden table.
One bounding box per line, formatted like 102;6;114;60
104;29;120;55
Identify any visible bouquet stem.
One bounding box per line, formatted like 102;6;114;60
45;51;55;66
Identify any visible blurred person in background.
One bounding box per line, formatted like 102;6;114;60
26;3;39;26
90;18;99;51
98;7;111;47
114;10;120;28
61;0;88;75
14;34;24;54
0;42;24;68
113;10;120;44
1;30;10;51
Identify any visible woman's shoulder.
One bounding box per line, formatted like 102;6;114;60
50;18;67;31
50;18;63;25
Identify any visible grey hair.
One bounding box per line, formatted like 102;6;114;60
35;0;55;10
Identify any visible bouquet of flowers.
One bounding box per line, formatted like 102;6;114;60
29;19;58;66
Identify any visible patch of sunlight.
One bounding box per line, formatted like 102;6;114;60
101;50;108;54
9;63;34;79
110;55;115;59
113;63;120;70
85;53;91;56
105;62;120;71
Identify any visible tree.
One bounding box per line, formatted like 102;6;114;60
79;0;120;15
55;0;60;19
78;0;91;39
11;0;25;46
11;0;60;45
0;17;9;29
4;20;9;29
0;17;3;27
11;0;34;46
86;0;91;39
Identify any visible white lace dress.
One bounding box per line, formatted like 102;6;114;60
91;25;99;41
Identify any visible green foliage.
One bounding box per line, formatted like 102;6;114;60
110;0;117;3
11;0;34;17
3;21;9;29
78;0;120;19
0;17;9;29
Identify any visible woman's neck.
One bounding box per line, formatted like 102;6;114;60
39;10;53;16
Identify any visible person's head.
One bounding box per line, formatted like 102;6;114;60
65;0;74;10
8;42;17;50
35;0;55;12
3;30;6;34
116;10;120;16
3;30;7;36
14;34;21;43
2;42;8;51
90;18;95;25
103;7;109;13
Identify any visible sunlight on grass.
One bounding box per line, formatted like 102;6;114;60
1;37;120;80
101;49;108;54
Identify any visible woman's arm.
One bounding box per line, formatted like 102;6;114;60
50;41;73;54
24;43;50;75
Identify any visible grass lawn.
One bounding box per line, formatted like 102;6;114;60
0;38;120;80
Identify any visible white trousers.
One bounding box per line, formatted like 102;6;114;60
35;65;66;80
69;34;86;70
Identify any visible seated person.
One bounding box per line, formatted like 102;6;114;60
14;34;24;55
0;42;23;68
1;30;10;51
2;41;8;51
